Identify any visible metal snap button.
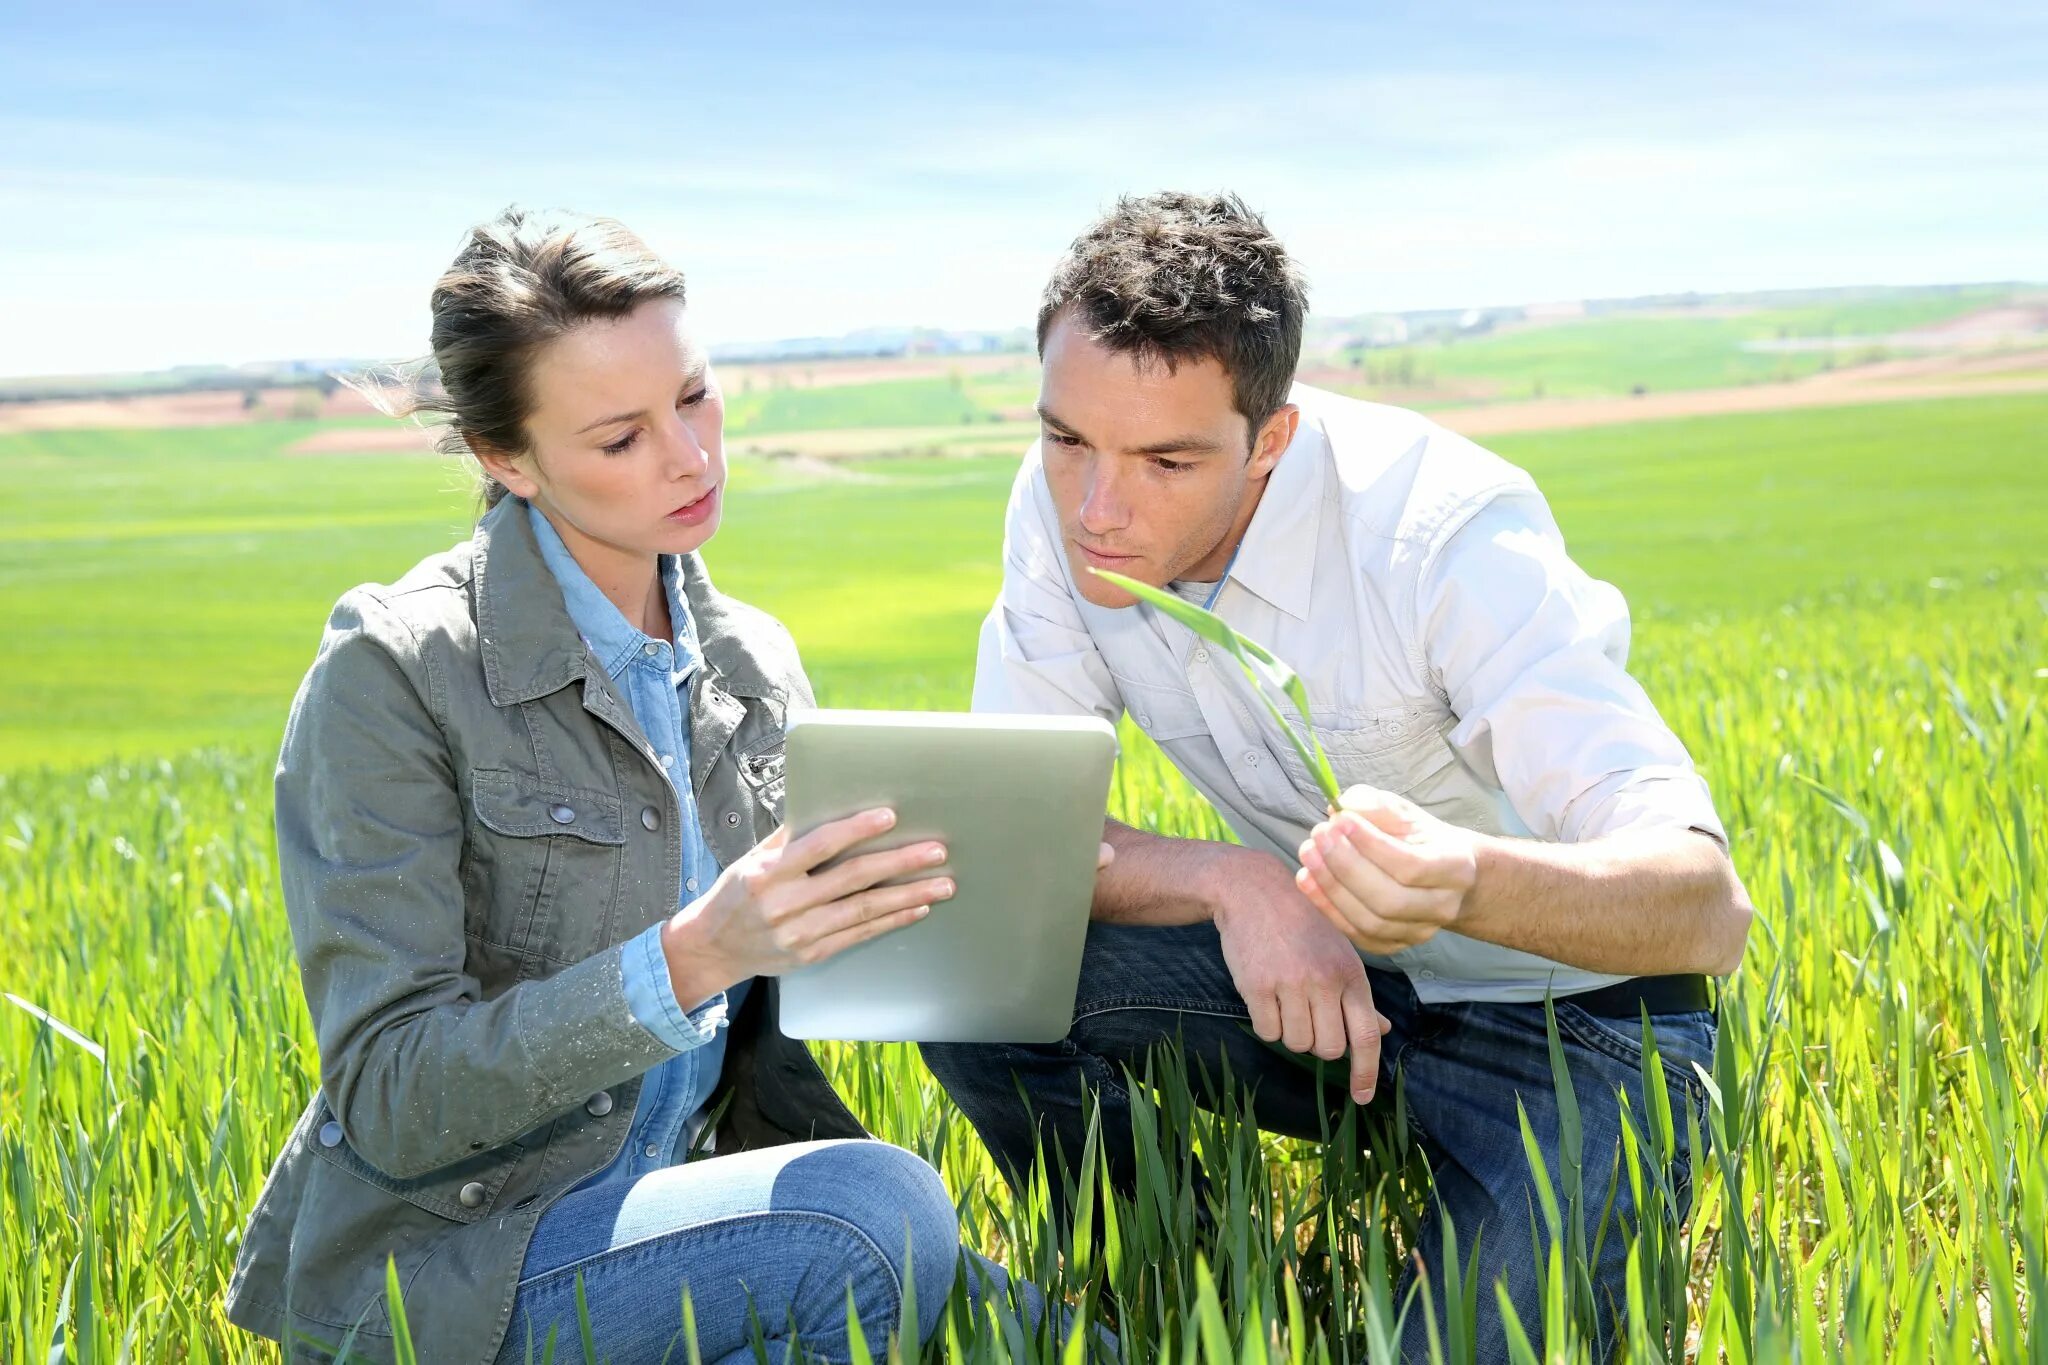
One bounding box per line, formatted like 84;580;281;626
725;811;740;826
318;1120;343;1148
549;804;576;825
641;807;660;831
585;1091;615;1118
458;1181;487;1208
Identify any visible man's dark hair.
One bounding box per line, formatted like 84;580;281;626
1037;191;1307;433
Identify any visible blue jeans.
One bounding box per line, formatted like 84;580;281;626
495;1138;1017;1365
921;921;1715;1365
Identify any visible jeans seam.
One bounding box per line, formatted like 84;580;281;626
1073;999;1249;1024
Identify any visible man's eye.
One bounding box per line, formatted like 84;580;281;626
601;430;640;455
1045;431;1082;449
1153;458;1192;474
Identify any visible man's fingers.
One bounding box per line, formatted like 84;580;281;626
1246;991;1283;1045
1307;984;1349;1062
1334;812;1435;885
1097;841;1115;872
1344;984;1383;1103
1314;830;1446;923
1278;990;1316;1056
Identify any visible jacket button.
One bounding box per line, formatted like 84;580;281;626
458;1181;487;1209
585;1091;615;1117
641;807;660;831
550;804;576;825
318;1121;343;1148
725;811;740;826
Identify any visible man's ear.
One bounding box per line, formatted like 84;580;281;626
471;439;538;501
1249;403;1299;479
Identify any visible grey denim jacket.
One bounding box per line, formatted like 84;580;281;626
225;497;863;1363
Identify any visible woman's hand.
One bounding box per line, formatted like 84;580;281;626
660;807;954;1008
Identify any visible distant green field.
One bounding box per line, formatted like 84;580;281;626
2;394;2045;767
1330;287;2022;399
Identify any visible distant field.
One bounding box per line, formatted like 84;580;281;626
1321;287;2038;401
2;393;2044;768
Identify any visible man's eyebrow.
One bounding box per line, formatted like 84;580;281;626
1035;403;1078;434
1129;435;1223;457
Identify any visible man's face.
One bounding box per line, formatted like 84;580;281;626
1037;311;1292;609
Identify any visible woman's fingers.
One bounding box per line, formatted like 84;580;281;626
796;880;953;965
781;807;898;875
806;839;948;906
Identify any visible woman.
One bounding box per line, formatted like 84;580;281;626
225;208;1035;1364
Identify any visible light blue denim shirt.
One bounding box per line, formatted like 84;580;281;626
527;501;751;1180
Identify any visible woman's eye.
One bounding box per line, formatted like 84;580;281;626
679;389;708;409
601;430;640;455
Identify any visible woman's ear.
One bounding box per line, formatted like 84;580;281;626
471;439;540;501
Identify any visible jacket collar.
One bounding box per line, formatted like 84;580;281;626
473;497;782;708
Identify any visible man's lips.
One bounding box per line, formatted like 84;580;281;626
667;487;720;525
1075;542;1137;566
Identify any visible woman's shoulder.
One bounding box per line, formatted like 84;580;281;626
305;535;485;702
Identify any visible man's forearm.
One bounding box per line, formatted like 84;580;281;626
1094;819;1243;925
1457;828;1752;976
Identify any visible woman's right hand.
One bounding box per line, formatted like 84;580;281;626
659;807;952;1009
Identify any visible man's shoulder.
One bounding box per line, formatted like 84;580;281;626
1291;383;1538;548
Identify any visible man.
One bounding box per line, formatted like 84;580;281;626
920;192;1751;1360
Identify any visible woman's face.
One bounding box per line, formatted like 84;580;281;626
484;298;727;563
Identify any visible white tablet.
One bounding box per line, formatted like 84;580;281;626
776;709;1119;1043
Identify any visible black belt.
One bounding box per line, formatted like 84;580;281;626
1562;973;1713;1018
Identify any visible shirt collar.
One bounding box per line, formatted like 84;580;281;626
526;500;702;683
1221;393;1328;621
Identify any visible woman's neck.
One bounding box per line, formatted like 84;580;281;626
540;508;671;640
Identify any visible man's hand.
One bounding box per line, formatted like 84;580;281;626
1211;848;1392;1104
1296;784;1480;956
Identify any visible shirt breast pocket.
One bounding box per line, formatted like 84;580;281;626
1112;675;1209;741
1306;709;1458;798
464;767;626;967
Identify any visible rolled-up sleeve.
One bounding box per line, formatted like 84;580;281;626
971;451;1123;722
1417;492;1726;846
618;923;732;1052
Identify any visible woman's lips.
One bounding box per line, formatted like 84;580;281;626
667;487;720;526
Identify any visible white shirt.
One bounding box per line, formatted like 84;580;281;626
973;383;1726;1003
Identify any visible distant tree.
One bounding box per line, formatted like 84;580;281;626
241;388;261;411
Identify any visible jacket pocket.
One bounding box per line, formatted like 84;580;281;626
466;767;627;965
305;1096;518;1223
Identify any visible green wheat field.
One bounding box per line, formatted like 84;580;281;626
2;389;2044;1361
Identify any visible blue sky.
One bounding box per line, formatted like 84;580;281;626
3;0;2043;376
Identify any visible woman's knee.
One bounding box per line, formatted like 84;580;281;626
785;1140;959;1337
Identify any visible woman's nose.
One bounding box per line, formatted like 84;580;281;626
660;415;709;479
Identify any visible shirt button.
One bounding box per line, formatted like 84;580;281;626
1244;750;1261;766
1194;649;1209;664
458;1181;487;1208
725;811;740;826
317;1120;343;1148
585;1091;614;1118
641;806;661;831
549;804;575;825
644;1142;661;1159
686;877;699;893
1420;969;1438;981
661;753;675;769
1137;713;1151;727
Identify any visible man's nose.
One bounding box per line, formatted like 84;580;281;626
1078;464;1129;535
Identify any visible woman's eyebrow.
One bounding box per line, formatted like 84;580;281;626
574;409;645;435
